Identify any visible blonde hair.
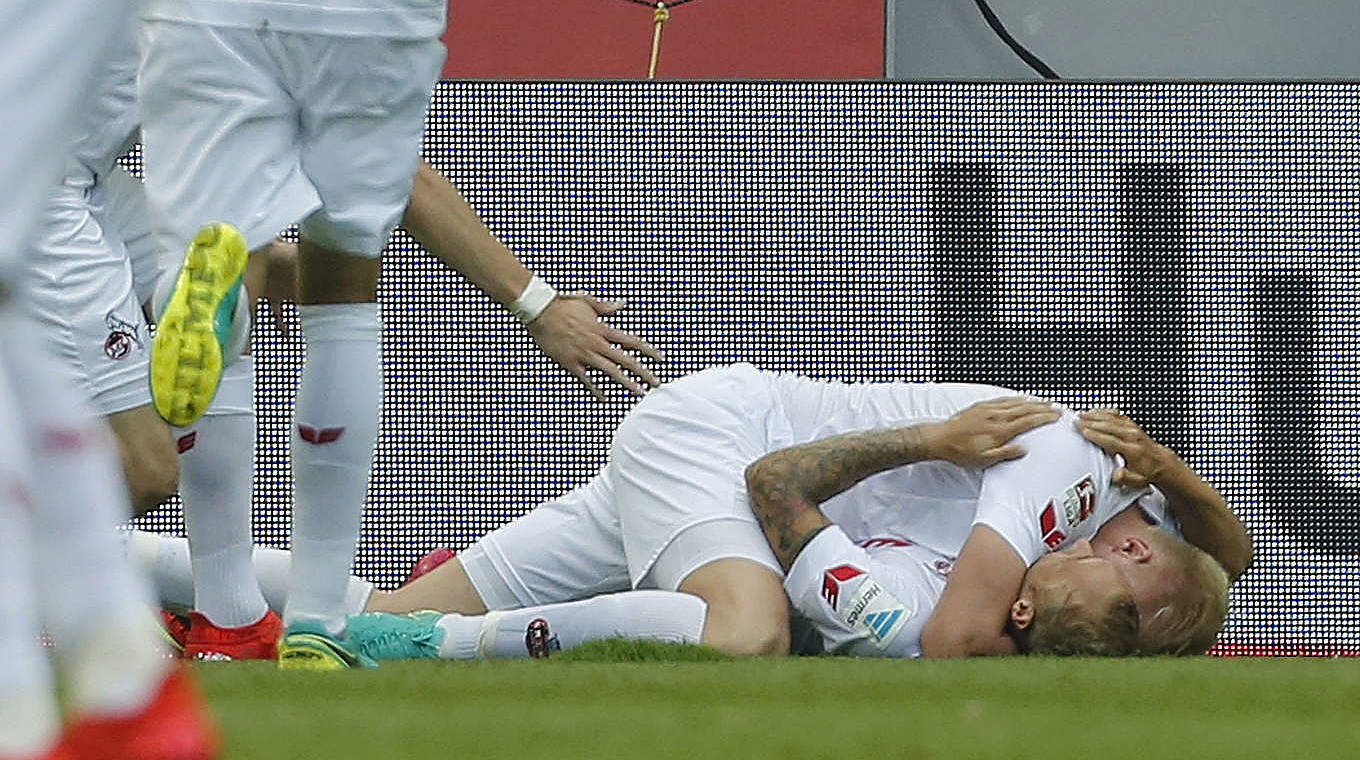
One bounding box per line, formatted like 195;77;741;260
1137;533;1231;655
1017;588;1140;657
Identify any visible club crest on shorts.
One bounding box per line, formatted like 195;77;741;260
103;310;144;360
821;564;864;610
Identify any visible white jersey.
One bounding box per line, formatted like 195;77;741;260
142;0;447;39
62;11;139;188
754;366;1158;657
785;494;1180;658
764;369;1147;562
0;0;134;276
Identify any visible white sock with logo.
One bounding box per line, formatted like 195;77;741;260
434;591;708;660
176;357;269;629
285;302;382;638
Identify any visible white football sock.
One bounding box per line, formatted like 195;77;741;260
0;398;61;757
285;302;382;638
435;591;708;660
0;315;168;716
130;530;194;614
130;532;374;618
177;357;269;628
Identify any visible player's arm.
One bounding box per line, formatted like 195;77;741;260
401;161;663;399
1076;409;1253;580
917;525;1023;657
745;397;1060;570
783;529;938;657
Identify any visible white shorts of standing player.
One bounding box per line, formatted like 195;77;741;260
137;18;446;265
27;167;158;417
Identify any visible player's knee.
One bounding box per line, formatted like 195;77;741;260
681;558;790;657
699;604;790;657
107;406;179;516
727;616;791;657
126;450;179;516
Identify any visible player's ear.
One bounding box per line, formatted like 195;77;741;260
1119;535;1153;563
1010;598;1034;630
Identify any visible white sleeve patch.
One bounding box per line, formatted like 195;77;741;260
838;578;913;650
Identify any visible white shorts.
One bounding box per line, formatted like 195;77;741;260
461;365;788;608
137;19;444;262
27;173;154;416
0;0;134;280
102;168;162;308
611;365;787;589
458;478;632;610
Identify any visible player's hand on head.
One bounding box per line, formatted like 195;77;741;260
1075;408;1170;488
526;291;664;401
928;396;1061;469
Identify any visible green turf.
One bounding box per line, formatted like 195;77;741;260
198;648;1360;760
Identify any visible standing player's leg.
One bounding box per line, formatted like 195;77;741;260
28;179;178;517
175;356;283;660
279;243;383;665
0;369;62;760
139;20;322;666
0;0;216;755
0;311;217;759
271;31;444;669
137;19;319;430
107;164;280;657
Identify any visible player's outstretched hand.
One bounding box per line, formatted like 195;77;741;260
243;237;299;337
527;292;664;400
1076;408;1171;488
927;397;1061;469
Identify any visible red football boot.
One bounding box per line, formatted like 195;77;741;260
0;738;78;760
62;666;218;760
403;548;456;585
184;610;283;662
158;610;191;657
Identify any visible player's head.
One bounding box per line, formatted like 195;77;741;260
1089;524;1230;654
1008;539;1140;656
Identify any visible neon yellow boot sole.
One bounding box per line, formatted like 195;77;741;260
277;631;376;671
150;223;248;427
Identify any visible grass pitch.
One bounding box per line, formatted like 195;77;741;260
199;643;1360;760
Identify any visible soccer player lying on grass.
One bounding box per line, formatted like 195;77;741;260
136;365;1250;658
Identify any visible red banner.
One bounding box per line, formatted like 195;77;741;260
442;0;884;80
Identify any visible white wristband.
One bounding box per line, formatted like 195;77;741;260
510;275;557;325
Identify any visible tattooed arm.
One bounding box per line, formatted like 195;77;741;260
745;397;1061;571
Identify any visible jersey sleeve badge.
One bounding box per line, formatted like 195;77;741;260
820;563;912;650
